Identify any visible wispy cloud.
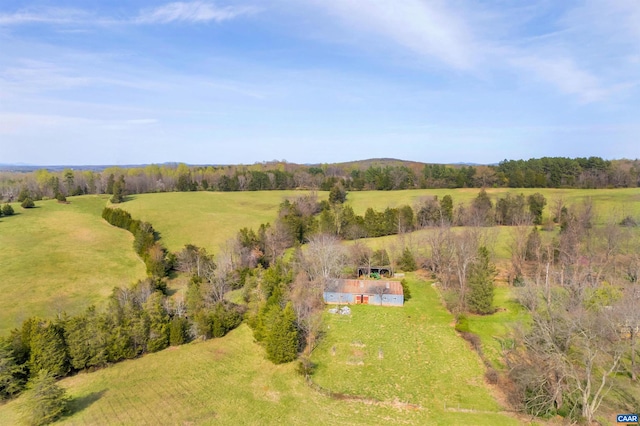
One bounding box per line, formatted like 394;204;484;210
301;0;479;70
0;8;89;26
135;2;256;24
0;2;255;27
511;55;608;103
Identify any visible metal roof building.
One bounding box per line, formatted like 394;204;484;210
323;279;404;306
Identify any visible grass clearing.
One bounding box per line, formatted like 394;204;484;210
0;324;520;425
116;191;325;252
310;274;517;424
347;188;640;223
0;196;146;335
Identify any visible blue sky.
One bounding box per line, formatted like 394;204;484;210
0;1;639;165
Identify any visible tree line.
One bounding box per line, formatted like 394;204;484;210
0;214;244;410
2;157;639;202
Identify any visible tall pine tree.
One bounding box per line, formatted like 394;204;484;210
265;303;298;364
466;246;496;314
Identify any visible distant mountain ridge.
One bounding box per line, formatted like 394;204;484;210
0;158;486;172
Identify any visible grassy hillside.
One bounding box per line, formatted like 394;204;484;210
0;280;521;426
116;188;639;257
347;187;640;221
116;191;323;252
0;196;146;335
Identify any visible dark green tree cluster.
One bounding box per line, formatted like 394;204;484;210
328;183;347;204
246;262;299;364
0;271;245;404
422;164;476;188
496;157;619;188
102;208;172;278
278;197;320;244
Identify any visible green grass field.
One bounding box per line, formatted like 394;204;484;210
310;275;511;417
115;188;640;257
347;188;640;221
0;279;522;426
116;191;324;252
2;188;637;425
0;196;146;335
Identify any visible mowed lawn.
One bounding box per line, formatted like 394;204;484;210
310;275;517;424
0;196;146;335
116;191;326;252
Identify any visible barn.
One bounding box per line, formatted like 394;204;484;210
323;279;404;306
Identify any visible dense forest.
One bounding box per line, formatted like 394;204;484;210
1;157;639;202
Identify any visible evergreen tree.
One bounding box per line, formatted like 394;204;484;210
21;370;69;426
0;338;25;400
21;198;35;209
265;303;299;364
440;195;454;223
144;292;169;353
397;247;417;272
328;183;347;204
29;321;69;378
64;307;108;371
527;192;547;225
110;175;126;204
466;246;496;314
169;317;189;346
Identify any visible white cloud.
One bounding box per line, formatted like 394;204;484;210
0;2;254;27
135;2;256;24
301;0;480;70
0;8;89;25
511;55;608;103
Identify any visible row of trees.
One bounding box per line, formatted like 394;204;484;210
0;246;244;405
2;157;639;202
101;208;172;278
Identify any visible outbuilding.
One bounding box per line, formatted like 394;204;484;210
323;279;404;306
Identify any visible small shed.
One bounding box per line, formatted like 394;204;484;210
357;266;393;278
323;279;404;306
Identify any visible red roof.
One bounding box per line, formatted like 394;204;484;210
327;279;403;296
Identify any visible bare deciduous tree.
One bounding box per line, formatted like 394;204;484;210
299;234;347;285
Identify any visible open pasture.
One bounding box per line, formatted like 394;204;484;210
117;188;639;257
0;283;518;425
310;275;515;422
116;191;324;252
0;196;146;335
347;187;640;222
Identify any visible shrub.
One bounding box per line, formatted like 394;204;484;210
55;193;67;203
400;279;411;301
620;215;637;227
21;198;35;209
296;357;317;377
454;314;470;333
2;204;15;216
